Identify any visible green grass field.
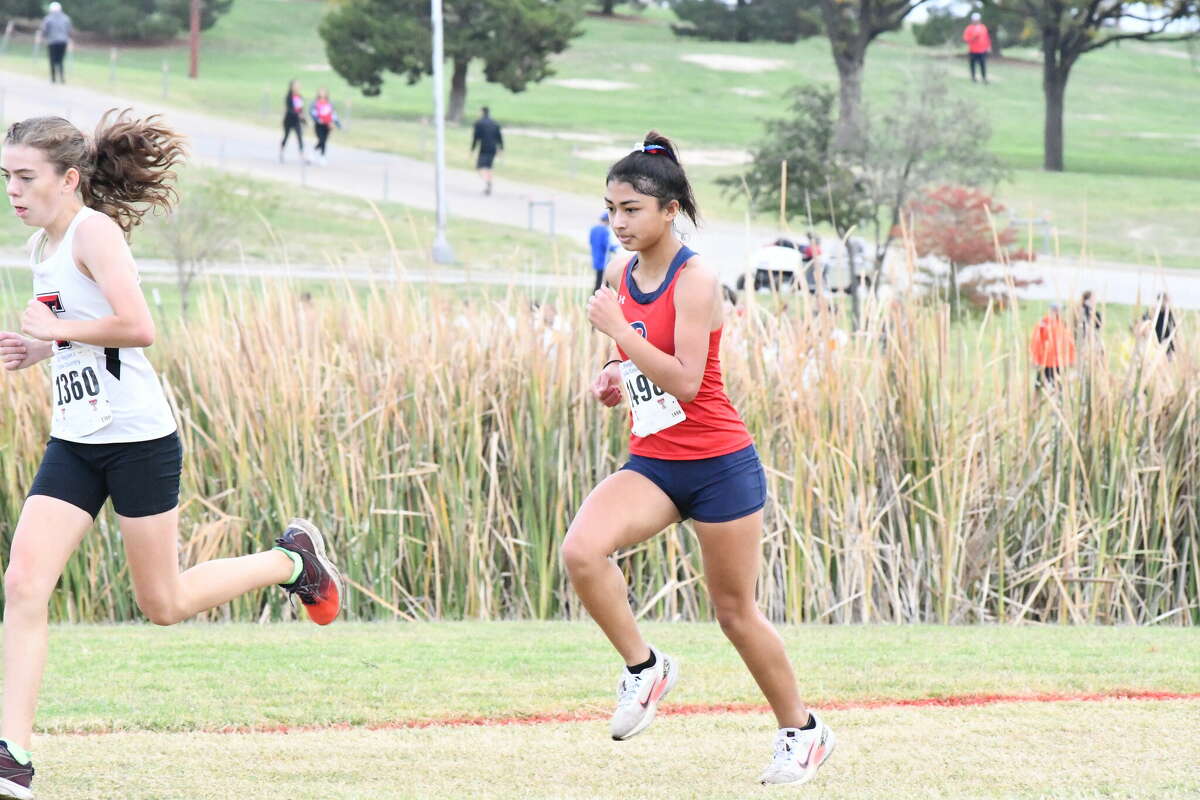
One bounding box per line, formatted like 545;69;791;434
11;623;1200;798
0;163;579;270
2;1;1197;267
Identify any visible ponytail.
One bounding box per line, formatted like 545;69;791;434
605;130;699;225
86;109;187;234
4;109;187;236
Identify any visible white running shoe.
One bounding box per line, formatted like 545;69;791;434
759;713;836;786
609;646;679;741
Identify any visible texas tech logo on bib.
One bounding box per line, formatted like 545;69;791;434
36;291;70;349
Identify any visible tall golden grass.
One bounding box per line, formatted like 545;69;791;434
0;277;1196;625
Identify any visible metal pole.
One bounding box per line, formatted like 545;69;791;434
108;47;117;88
430;0;454;264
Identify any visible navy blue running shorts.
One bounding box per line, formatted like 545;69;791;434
28;432;182;519
620;443;766;523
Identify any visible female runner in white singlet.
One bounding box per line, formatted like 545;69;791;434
0;112;341;800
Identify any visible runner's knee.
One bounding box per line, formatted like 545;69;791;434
560;529;611;575
713;599;760;639
135;592;184;626
2;564;55;611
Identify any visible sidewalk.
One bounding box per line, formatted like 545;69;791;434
2;68;1197;307
0;69;763;272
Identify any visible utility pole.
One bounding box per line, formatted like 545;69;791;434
188;0;200;78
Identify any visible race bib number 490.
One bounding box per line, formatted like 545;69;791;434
51;346;113;437
620;359;685;437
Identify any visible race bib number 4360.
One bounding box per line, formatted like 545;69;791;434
620;359;686;437
51;346;113;437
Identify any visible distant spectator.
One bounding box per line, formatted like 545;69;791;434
471;107;503;196
37;2;72;84
802;233;828;292
1143;292;1177;358
280;79;308;164
1075;290;1104;354
963;13;991;84
589;212;617;292
1030;302;1075;388
309;88;342;167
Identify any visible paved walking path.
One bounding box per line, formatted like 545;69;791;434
2;69;1197;306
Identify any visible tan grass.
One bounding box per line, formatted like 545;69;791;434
0;275;1197;624
36;699;1200;799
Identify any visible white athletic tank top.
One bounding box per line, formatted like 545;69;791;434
30;205;177;444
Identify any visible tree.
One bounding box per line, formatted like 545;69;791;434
855;69;1006;281
992;0;1200;171
670;0;821;43
728;71;1005;322
148;175;277;313
320;0;583;123
68;0;232;42
903;185;1032;316
0;0;42;23
719;86;870;239
815;0;929;152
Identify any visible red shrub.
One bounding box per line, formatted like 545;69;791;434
900;185;1019;266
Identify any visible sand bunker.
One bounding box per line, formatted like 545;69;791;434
731;87;767;98
549;79;634;91
302;64;332;72
681;54;786;73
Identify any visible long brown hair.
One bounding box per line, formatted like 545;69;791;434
4;109;187;235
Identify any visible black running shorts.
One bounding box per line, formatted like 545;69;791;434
28;432;182;519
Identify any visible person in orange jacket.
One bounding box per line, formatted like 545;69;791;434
1030;302;1076;387
963;13;992;84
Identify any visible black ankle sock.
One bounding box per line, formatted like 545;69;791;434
626;650;657;674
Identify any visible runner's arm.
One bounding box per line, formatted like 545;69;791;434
21;215;155;348
0;332;53;370
592;261;716;403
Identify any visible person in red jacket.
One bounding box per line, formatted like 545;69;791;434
1030;303;1076;388
963;13;992;84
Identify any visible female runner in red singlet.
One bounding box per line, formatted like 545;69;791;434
562;131;835;787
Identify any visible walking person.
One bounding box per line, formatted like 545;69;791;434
589;211;617;292
470;107;503;196
0;112;341;800
1144;292;1177;358
36;3;72;85
1075;290;1104;357
1030;302;1075;388
564;132;835;787
280;79;308;164
309;88;342;167
963;12;991;84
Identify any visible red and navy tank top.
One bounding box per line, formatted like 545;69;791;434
615;245;752;460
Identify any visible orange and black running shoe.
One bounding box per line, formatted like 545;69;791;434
275;518;342;625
